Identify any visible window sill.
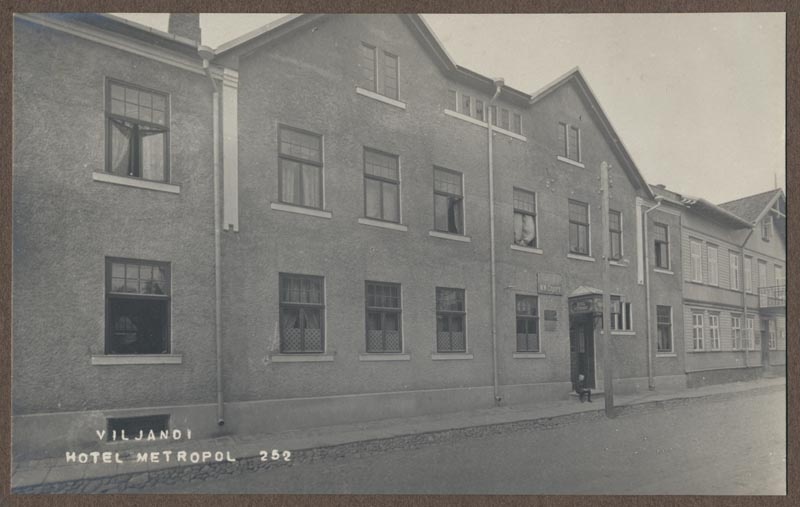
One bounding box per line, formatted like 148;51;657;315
567;253;595;262
654;268;674;275
92;172;180;194
429;230;471;243
656;353;677;358
431;353;473;360
510;244;543;255
91;354;182;365
269;354;335;362
609;260;629;267
356;87;407;110
271;202;332;219
443;109;528;141
513;352;546;359
358;217;408;232
359;354;411;361
556;156;585;169
610;331;636;336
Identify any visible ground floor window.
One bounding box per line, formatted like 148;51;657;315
279;273;324;353
365;282;402;353
106;258;170;354
768;319;777;350
436;287;466;352
656;305;672;353
708;314;720;350
692;312;704;351
610;295;632;331
515;295;539;352
731;315;742;350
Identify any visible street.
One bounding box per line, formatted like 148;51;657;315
148;388;785;495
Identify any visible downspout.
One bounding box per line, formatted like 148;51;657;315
488;79;503;405
739;228;754;369
643;198;663;391
200;47;225;426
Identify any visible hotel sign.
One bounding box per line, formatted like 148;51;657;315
537;273;563;295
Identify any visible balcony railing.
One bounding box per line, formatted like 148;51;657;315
758;285;785;308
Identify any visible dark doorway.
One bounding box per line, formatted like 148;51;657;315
569;314;595;389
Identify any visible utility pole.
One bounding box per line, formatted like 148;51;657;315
600;161;615;417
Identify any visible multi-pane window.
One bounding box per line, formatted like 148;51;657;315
513;188;537;248
609;210;622;260
365;282;402;353
360;43;399;100
730;252;740;290
692;313;704;351
462;93;472;118
279;274;324;353
762;216;772;241
758;260;768;290
106;80;169;182
106;258;170;355
447;89;458;112
744;257;753;292
656;306;672;353
767;319;777;350
364;148;400;222
746;317;755;350
500;108;510;130
568;200;590;256
708;314;720;350
653;224;669;269
775;265;785;286
610;295;632;331
690;240;702;282
436;288;466;353
560;123;581;162
515;295;540;352
474;99;485;121
279;126;323;209
731;315;742;350
433;168;464;234
512;113;522;135
707;245;718;286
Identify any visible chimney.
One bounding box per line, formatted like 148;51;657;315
168;14;201;43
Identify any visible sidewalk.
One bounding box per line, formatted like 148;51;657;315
11;376;785;493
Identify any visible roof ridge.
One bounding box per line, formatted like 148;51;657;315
718;188;780;206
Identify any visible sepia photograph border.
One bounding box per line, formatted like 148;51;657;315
0;0;796;505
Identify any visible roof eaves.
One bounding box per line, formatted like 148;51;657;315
214;13;303;56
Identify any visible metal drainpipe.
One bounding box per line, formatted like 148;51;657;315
488;80;503;405
201;52;225;426
739;228;754;368
643;198;663;391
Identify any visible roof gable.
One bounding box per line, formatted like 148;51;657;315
718;189;784;225
529;67;653;198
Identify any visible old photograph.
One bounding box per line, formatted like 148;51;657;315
10;12;786;495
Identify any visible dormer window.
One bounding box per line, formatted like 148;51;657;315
761;215;773;241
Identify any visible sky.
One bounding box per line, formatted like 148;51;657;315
115;13;786;204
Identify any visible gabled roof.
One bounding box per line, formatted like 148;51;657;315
529;67;653;198
718;189;784;225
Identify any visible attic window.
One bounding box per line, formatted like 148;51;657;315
761;215;772;241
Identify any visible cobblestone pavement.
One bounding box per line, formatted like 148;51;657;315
12;382;784;494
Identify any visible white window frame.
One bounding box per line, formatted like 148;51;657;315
731;315;742;350
610;295;633;333
692;312;704;351
729;252;740;291
762;215;772;241
744;256;753;293
768;319;777;350
708;313;720;350
656;305;673;354
775;265;785;286
707;245;718;286
757;260;768;290
690;240;703;282
745;317;755;351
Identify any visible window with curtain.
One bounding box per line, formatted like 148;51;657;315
278;126;323;209
106;80;169;182
610;295;632;331
433;167;464;234
656;306;672;353
513;188;537;248
568;200;590;255
279;274;324;353
364;148;400;222
365;282;402;353
106;258;170;355
609;210;622;260
653;223;669;269
436;288;466;353
516;295;539;352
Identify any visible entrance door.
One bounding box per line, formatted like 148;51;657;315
569;314;595;389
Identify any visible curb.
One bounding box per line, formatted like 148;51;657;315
11;382;784;494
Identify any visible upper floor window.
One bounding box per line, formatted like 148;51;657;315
360;43;399;100
436;288;466;353
106;258;170;355
775;265;785;286
515;295;540;352
278;125;323;209
757;260;768;289
744;256;753;292
364;148;400;223
610;295;632;331
707;245;719;286
513;188;537;248
559;122;581;162
106;80;169;182
445;90;523;135
761;215;772;241
690;240;702;282
653;223;669;269
609;210;622;260
568;200;590;256
730;252;741;290
365;282;402;353
279;273;324;353
433;167;464;235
